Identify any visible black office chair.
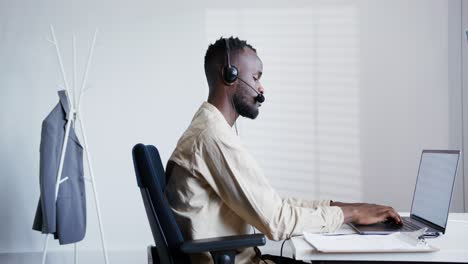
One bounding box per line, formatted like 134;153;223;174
132;143;266;264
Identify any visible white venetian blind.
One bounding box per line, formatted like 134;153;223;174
205;6;362;202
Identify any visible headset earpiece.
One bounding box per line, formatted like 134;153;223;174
223;38;238;85
223;64;238;85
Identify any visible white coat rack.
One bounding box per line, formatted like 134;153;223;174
41;25;109;264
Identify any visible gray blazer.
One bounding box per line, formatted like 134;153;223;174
33;90;86;245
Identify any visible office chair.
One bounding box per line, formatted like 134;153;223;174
132;143;266;264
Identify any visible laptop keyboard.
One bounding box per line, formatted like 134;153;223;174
401;219;423;231
389;218;423;232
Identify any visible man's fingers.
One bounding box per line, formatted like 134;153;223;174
369;208;390;223
388;207;402;223
352;204;402;225
372;206;400;223
385;208;401;223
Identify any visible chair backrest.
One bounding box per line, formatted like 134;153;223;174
132;143;190;264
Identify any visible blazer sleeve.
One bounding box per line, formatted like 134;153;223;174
39;119;62;233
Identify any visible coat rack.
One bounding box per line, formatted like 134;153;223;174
41;25;109;264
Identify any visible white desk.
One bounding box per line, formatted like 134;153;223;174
290;213;468;263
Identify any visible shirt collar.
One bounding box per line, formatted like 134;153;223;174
200;101;234;130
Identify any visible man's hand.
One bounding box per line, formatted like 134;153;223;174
331;201;402;225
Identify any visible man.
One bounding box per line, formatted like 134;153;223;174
165;37;401;264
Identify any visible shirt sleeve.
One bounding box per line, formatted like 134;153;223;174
191;130;344;241
283;197;332;209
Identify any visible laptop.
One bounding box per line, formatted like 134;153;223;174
350;150;460;237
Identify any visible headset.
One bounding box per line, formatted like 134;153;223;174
222;38;265;103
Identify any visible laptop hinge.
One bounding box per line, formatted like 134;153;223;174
410;214;446;234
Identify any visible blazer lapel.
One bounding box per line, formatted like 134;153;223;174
58;90;71;121
58;90;82;148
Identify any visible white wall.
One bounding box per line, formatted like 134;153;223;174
0;0;464;262
462;0;468;213
357;0;463;210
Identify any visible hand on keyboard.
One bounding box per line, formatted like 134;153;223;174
383;217;403;227
337;203;402;225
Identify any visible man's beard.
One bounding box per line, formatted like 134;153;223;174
232;85;259;119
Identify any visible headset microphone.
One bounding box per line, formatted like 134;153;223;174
237;77;265;103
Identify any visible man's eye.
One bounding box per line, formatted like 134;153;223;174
253;77;258;81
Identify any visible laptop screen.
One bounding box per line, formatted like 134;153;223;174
411;150;460;228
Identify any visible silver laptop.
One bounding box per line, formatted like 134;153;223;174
350;150;460;237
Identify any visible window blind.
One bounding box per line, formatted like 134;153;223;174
205;6;362;202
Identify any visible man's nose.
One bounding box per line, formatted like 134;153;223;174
258;84;265;94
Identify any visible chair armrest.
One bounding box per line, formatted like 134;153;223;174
180;233;266;254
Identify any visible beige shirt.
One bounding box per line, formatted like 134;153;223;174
165;102;344;264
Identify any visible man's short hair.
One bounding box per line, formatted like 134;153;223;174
204;36;256;87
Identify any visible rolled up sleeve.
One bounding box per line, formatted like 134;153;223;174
283;197;332;209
